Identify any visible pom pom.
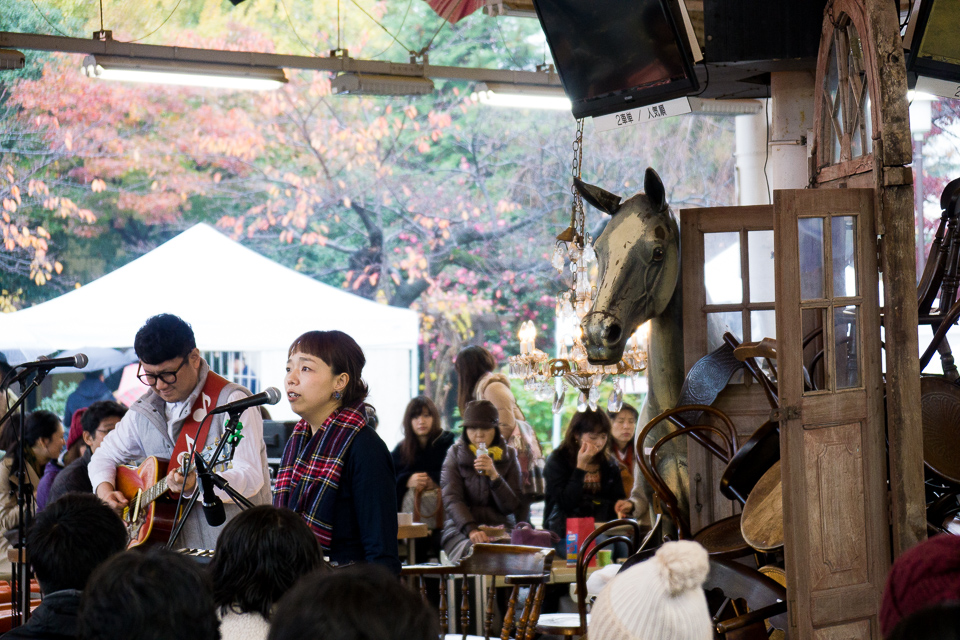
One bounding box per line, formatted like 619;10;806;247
655;541;710;597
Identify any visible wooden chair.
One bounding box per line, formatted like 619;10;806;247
402;543;554;640
719;420;780;506
638;406;753;559
535;516;660;638
705;559;788;639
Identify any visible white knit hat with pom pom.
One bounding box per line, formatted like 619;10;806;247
588;540;712;640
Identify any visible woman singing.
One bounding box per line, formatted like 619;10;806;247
274;330;400;574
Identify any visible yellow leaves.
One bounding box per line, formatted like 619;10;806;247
404;105;418;119
2;199;16;213
27;180;48;197
36;227;50;239
213;173;222;184
343;197;352;208
54;261;63;274
10;185;21;204
64;131;73;152
91;179;107;193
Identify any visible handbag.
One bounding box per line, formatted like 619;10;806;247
401;486;443;530
510;420;546;500
510;522;560;548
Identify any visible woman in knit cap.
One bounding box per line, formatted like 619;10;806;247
589;540;712;640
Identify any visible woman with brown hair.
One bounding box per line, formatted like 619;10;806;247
543;409;625;556
391;396;454;558
454;345;543;523
273;330;400;574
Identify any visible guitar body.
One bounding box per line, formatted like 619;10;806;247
116;457;178;548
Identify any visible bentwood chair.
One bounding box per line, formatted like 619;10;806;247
535;516;659;638
705;559;788;639
403;543;554;640
638;406;754;560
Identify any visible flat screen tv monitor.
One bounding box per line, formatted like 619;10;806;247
533;0;701;119
905;0;960;89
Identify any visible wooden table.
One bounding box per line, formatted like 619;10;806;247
740;460;784;551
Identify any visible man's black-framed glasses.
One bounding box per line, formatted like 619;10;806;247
137;356;189;386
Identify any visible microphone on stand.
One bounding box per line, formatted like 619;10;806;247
193;452;225;527
5;354;88;386
208;387;281;416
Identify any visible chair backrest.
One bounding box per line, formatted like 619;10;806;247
636;408;738;538
704;559;788;638
719;420;781;505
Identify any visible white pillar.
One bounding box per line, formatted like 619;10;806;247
769;71;816;192
735;103;771;206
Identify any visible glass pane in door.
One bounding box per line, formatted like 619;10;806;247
832;215;858;298
835;305;861;389
704;232;742;304
799;218;825;300
748;230;776;303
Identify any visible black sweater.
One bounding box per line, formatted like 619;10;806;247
543;448;626;540
390;430;455;505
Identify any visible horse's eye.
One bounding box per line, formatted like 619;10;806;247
652;247;664;261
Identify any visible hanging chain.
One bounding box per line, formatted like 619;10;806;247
570;118;585;246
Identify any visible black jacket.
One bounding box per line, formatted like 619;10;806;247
1;589;80;640
543;448;625;541
390;430;455;505
47;450;93;507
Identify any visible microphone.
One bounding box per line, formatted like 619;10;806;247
6;354;88;385
194;452;225;527
208;387;281;416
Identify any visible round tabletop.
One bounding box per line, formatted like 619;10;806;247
740;460;784;551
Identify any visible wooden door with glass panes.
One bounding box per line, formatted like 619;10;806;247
774;187;888;639
680;205;775;532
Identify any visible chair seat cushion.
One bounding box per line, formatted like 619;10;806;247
535;612;589;634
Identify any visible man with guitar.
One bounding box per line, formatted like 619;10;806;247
89;314;272;549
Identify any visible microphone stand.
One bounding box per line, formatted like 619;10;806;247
165;410;250;549
0;369;50;627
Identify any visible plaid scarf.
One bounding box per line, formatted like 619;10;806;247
273;401;367;550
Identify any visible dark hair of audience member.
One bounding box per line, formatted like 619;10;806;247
454;345;496;414
28;493;127;594
7;409;61;469
209;505;327;620
134;313;197;365
268;564;438;640
886;601;960;640
609;402;639;423
81;400;127;436
398;395;443;465
558;408;613;464
78;548;220;640
287;330;369;406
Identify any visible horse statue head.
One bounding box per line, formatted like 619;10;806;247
577;168;681;365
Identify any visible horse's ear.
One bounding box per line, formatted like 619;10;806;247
574;177;622;216
644;168;667;212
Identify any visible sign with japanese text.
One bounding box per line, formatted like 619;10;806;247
593;97;694;133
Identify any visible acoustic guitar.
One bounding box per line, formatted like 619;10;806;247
115;443;230;548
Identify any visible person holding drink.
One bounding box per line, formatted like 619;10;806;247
439;400;521;564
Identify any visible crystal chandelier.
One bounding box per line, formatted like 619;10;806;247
508;119;647;414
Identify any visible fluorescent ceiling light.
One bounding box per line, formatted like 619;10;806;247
82;55;287;90
474;82;571;110
0;49;25;71
330;72;434;96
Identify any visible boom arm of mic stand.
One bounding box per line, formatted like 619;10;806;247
207;473;255;510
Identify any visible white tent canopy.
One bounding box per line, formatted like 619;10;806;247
0;224;418;444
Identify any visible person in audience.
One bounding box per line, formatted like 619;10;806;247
885;601;960;640
47;401;125;505
274;330;400;574
1;493;127;640
90;313;272;549
62;370;113;433
880;532;960;636
543;409;625;557
77;547;220;640
455;346;543;523
0;410;64;577
392;396;453;558
36;407;92;510
268;564;438;640
210;505;328;640
589;540;712;640
608;403;640;519
440;400;521;564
